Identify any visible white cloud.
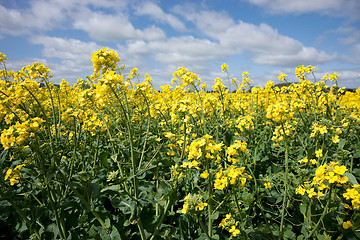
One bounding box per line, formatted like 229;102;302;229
245;0;360;19
135;1;187;32
30;36;101;61
340;43;360;64
0;5;27;36
178;9;235;36
176;8;335;67
253;46;337;67
73;10;142;41
146;36;227;64
336;27;360;46
218;22;302;54
29;36;104;82
141;26;167;41
117;35;229;87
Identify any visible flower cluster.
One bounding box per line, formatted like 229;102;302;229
181;193;208;214
296;162;348;199
295;65;315;81
266;102;293;122
91;47;120;76
1;117;45;149
214;165;251;190
212;77;227;92
226;139;249;164
343;185;360;210
4;165;23;185
218;213;240;237
186;134;223;163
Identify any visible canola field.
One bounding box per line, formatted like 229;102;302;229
1;48;360;239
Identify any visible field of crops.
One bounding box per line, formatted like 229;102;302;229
1;48;360;239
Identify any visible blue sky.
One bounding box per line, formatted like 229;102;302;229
1;0;360;89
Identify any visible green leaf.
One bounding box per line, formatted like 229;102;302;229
89;181;100;200
344;172;359;185
110;226;122;239
0;149;9;169
300;203;307;216
100;151;110;167
339;139;346;149
210;212;219;220
101;184;121;193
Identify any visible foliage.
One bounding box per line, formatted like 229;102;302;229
1;49;360;239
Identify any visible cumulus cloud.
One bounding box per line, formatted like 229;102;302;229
176;8;335;67
135;1;187;32
29;36;104;81
73;10;142;41
253;46;337;67
245;0;360;20
1;0;357;88
0;6;27;36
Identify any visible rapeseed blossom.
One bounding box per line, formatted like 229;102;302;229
181;194;208;214
4;165;23;185
343;220;353;229
343;185;360;210
278;73;287;82
219;213;240;237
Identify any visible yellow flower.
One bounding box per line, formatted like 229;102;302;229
221;63;228;72
264;182;271;189
310;159;317;165
278;73;287;82
334;165;347;175
4;168;12;181
0;52;7;62
307;188;317;198
229;225;240;237
343;220;353;229
200;171;209;179
296;186;306;195
332;135;340;143
195;202;208;211
181;203;189;214
315;149;323;158
10;177;20;186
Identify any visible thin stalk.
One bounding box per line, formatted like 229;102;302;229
150;197;174;240
206;160;213;238
233;189;245;230
22;84;55;157
307;188;332;239
279;122;290;239
60;171;110;233
7;198;41;240
93;134;100;171
43;79;59;142
48;187;67;239
109;85;146;239
198;217;212;240
192;85;207;134
180;121;187;160
137;91;151;169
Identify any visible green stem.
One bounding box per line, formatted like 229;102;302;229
198;217;213;240
150;197;174;240
307;189;332;239
60;172;110;233
137;91;151;170
279;122;289;239
48;187;67;239
180;121;187;160
207;160;213;238
110;85;146;239
7;198;41;240
43;79;59;142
